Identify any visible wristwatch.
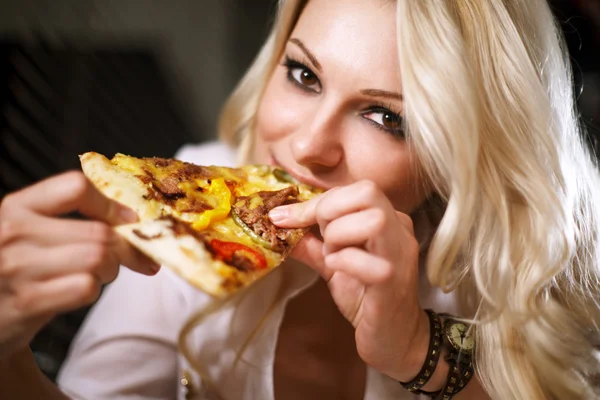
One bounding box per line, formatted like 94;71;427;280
443;318;474;360
438;316;475;398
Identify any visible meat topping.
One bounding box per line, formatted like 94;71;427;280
232;186;302;253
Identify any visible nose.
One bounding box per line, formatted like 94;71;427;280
290;101;344;169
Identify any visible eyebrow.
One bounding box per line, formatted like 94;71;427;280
289;38;322;72
360;89;403;101
288;38;403;102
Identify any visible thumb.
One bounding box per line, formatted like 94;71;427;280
289;232;333;281
113;236;161;276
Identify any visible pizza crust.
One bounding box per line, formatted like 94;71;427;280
80;152;162;220
116;219;234;298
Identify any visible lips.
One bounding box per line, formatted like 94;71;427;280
269;153;328;190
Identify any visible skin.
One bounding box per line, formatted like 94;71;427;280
0;173;160;359
254;0;488;398
255;0;427;379
254;0;429;382
0;0;489;398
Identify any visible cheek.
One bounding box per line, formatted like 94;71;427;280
255;70;302;143
345;143;428;213
387;163;430;213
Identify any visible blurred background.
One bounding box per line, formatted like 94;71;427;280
0;0;598;382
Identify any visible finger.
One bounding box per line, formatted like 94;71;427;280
269;191;324;228
288;232;332;280
2;215;125;247
395;211;415;235
113;237;162;276
3;240;158;283
270;181;390;229
322;208;387;255
325;247;393;285
5;171;138;225
14;243;120;283
14;273;103;317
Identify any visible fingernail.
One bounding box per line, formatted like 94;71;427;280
119;207;139;224
269;206;289;223
148;261;161;274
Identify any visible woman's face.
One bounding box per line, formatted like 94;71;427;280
253;0;429;213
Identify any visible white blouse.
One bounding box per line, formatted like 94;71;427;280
57;141;458;400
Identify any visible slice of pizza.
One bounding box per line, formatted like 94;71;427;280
80;152;321;298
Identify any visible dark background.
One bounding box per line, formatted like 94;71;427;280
0;0;598;382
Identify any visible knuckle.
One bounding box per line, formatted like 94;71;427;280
356;341;380;367
77;275;102;304
0;253;19;278
314;199;326;218
104;264;120;284
324;186;340;198
356;345;372;366
0;219;20;246
376;261;394;282
357;180;379;200
314;198;330;224
367;209;387;233
83;244;110;270
397;213;414;233
14;288;35;313
87;221;113;242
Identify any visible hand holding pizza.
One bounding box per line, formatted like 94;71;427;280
0;172;159;358
269;180;430;382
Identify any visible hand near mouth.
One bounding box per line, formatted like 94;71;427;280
269;180;429;384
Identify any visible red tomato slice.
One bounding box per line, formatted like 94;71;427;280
209;239;267;270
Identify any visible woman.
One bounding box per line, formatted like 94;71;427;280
1;0;598;398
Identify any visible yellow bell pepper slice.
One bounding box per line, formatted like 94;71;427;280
190;178;231;231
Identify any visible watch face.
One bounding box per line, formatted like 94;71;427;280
448;322;474;352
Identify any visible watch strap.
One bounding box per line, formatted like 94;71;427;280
436;359;475;399
399;309;443;393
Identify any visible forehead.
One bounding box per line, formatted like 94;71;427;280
291;0;400;90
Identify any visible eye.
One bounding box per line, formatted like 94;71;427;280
363;107;404;137
292;68;319;88
282;57;321;93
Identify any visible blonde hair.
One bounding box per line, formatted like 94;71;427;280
217;0;600;398
218;0;308;164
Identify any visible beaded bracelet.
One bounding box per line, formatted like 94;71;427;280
398;309;443;393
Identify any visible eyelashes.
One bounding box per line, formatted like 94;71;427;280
282;56;322;93
362;102;405;138
281;55;405;138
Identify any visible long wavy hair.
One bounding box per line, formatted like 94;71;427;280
217;0;600;398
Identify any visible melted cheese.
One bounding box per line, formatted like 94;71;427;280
110;155;321;241
111;154;232;230
248;195;264;210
